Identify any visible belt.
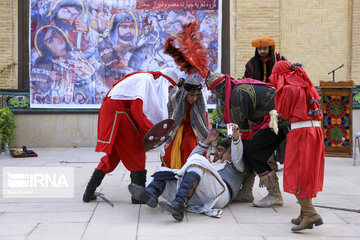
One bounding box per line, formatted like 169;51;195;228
291;120;321;130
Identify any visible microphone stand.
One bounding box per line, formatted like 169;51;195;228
328;64;344;82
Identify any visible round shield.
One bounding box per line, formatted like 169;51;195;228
142;119;176;151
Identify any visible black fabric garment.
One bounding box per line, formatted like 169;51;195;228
244;46;286;82
212;80;290;177
151;171;177;181
275;138;287;164
228;84;277;129
130;170;147;204
243;126;287;175
83;168;106;202
130;170;147;186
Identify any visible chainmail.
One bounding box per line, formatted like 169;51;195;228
166;77;208;144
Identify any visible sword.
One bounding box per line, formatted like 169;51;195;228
95;192;114;207
59;161;98;163
76;31;82;50
314;204;360;213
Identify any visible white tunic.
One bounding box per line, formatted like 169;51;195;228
147;137;244;217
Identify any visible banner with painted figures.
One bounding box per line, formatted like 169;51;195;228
29;0;222;108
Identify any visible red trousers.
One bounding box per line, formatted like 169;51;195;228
96;99;153;173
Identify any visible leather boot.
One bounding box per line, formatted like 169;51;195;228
130;170;147;204
235;170;255;202
267;152;279;172
291;194;303;225
253;170;284;207
159;171;200;222
83;168;106;202
291;198;323;232
128;180;166;208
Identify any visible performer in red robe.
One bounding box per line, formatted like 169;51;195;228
162;77;209;169
269;61;325;232
83;68;178;204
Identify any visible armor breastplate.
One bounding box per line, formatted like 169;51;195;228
218;162;245;201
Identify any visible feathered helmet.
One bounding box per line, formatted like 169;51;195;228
164;21;210;79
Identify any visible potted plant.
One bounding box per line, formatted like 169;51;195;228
0;107;16;150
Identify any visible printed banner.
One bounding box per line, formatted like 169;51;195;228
29;0;222;108
136;0;218;10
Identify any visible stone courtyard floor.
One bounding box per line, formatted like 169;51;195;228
1;147;360;240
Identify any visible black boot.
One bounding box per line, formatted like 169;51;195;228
83;169;106;202
128;180;166;208
159;171;200;222
130;170;147;204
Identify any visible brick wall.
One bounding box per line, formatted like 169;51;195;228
230;0;351;85
0;1;355;89
230;0;280;79
0;0;18;89
351;0;360;84
280;0;350;85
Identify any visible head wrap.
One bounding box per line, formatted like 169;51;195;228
106;71;177;124
167;77;208;144
109;10;139;45
269;61;322;117
177;77;202;94
159;68;179;85
251;36;275;49
206;72;272;123
250;36;279;82
47;0;84;18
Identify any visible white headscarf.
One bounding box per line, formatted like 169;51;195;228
107;69;179;124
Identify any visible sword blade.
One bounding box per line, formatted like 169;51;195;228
95;192;114;207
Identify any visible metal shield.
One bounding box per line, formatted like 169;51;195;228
142;119;176;151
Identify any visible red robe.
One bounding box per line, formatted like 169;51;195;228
275;85;325;198
162;104;198;168
96;98;153;172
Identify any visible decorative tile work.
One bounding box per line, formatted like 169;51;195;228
0;91;98;113
2;86;360;113
323;95;351;148
352;87;360;109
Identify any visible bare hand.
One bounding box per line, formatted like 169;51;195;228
49;70;63;81
231;123;240;141
203;129;219;145
75;20;89;32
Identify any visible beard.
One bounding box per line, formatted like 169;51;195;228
119;34;134;42
54;16;73;32
259;53;270;58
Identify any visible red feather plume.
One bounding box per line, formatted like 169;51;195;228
164;22;209;78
